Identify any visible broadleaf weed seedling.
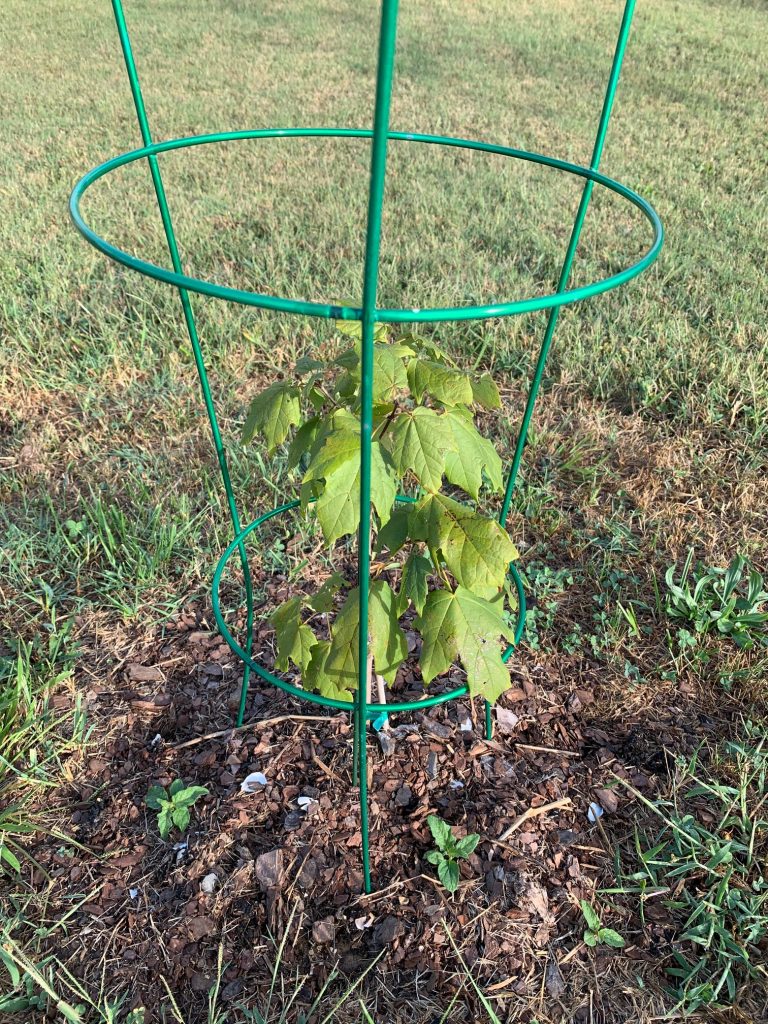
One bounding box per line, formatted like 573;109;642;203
665;550;768;651
424;814;479;894
145;781;209;840
580;900;626;949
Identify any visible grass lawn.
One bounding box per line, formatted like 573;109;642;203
1;0;767;1021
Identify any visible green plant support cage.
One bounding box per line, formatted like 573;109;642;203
71;0;662;892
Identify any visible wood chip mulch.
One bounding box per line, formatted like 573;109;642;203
23;604;703;1023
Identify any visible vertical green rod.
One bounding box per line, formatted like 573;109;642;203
488;0;637;740
110;0;254;725
356;0;400;895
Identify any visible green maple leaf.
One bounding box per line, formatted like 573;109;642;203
443;407;503;498
471;373;501;409
315;443;397;545
437;502;518;598
400;333;455;365
400;550;432;615
304;423;398;544
303;640;351;702
303;415;360;485
308;571;345;614
375;507;410;555
411;489;455;545
242;380;301;452
335;340;409;404
294;356;325;375
334;319;389;342
372;344;408;402
271;596;316;672
416;586;514;702
318;582;407;698
413;493;518;598
386;407;454;492
407;358;473;406
287;417;321;470
321;594;359;698
369;579;408;684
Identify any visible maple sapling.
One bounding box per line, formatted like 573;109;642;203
243;325;519;705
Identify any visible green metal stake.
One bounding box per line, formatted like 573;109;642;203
486;0;639;741
356;0;400;895
109;0;255;725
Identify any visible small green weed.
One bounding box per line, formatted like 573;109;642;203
145;781;209;840
0;932;145;1023
579;900;626;949
519;561;576;651
425;815;479;894
614;723;768;1013
665;551;768;650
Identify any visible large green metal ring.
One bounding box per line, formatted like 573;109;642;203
70;128;662;324
211;497;527;717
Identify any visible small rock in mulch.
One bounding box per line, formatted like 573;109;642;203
127;664;164;683
545;956;566;998
255;849;283;890
495;707;520;734
374;916;406;944
187;915;217;941
426;750;438;779
394;784;413;807
221;981;243;1002
422;720;451;739
283;810;304;831
312;916;336;944
379;731;396;756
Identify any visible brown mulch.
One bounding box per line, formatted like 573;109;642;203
15;598;714;1024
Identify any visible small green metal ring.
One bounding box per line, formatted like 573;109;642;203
70;128;662;324
211;497;527;716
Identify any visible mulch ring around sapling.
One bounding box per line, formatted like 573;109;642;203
11;596;713;1023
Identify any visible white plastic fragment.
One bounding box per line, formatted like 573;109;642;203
129;887;139;900
240;771;268;793
459;717;473;732
587;801;604;823
449;779;465;790
297;796;317;812
355;914;374;931
201;872;218;894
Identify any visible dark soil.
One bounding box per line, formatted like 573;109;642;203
18;596;717;1024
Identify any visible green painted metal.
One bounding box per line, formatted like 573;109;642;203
72;0;660;894
487;0;641;741
498;0;639;530
71;130;661;324
107;0;255;729
209;498;527;715
356;0;401;894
